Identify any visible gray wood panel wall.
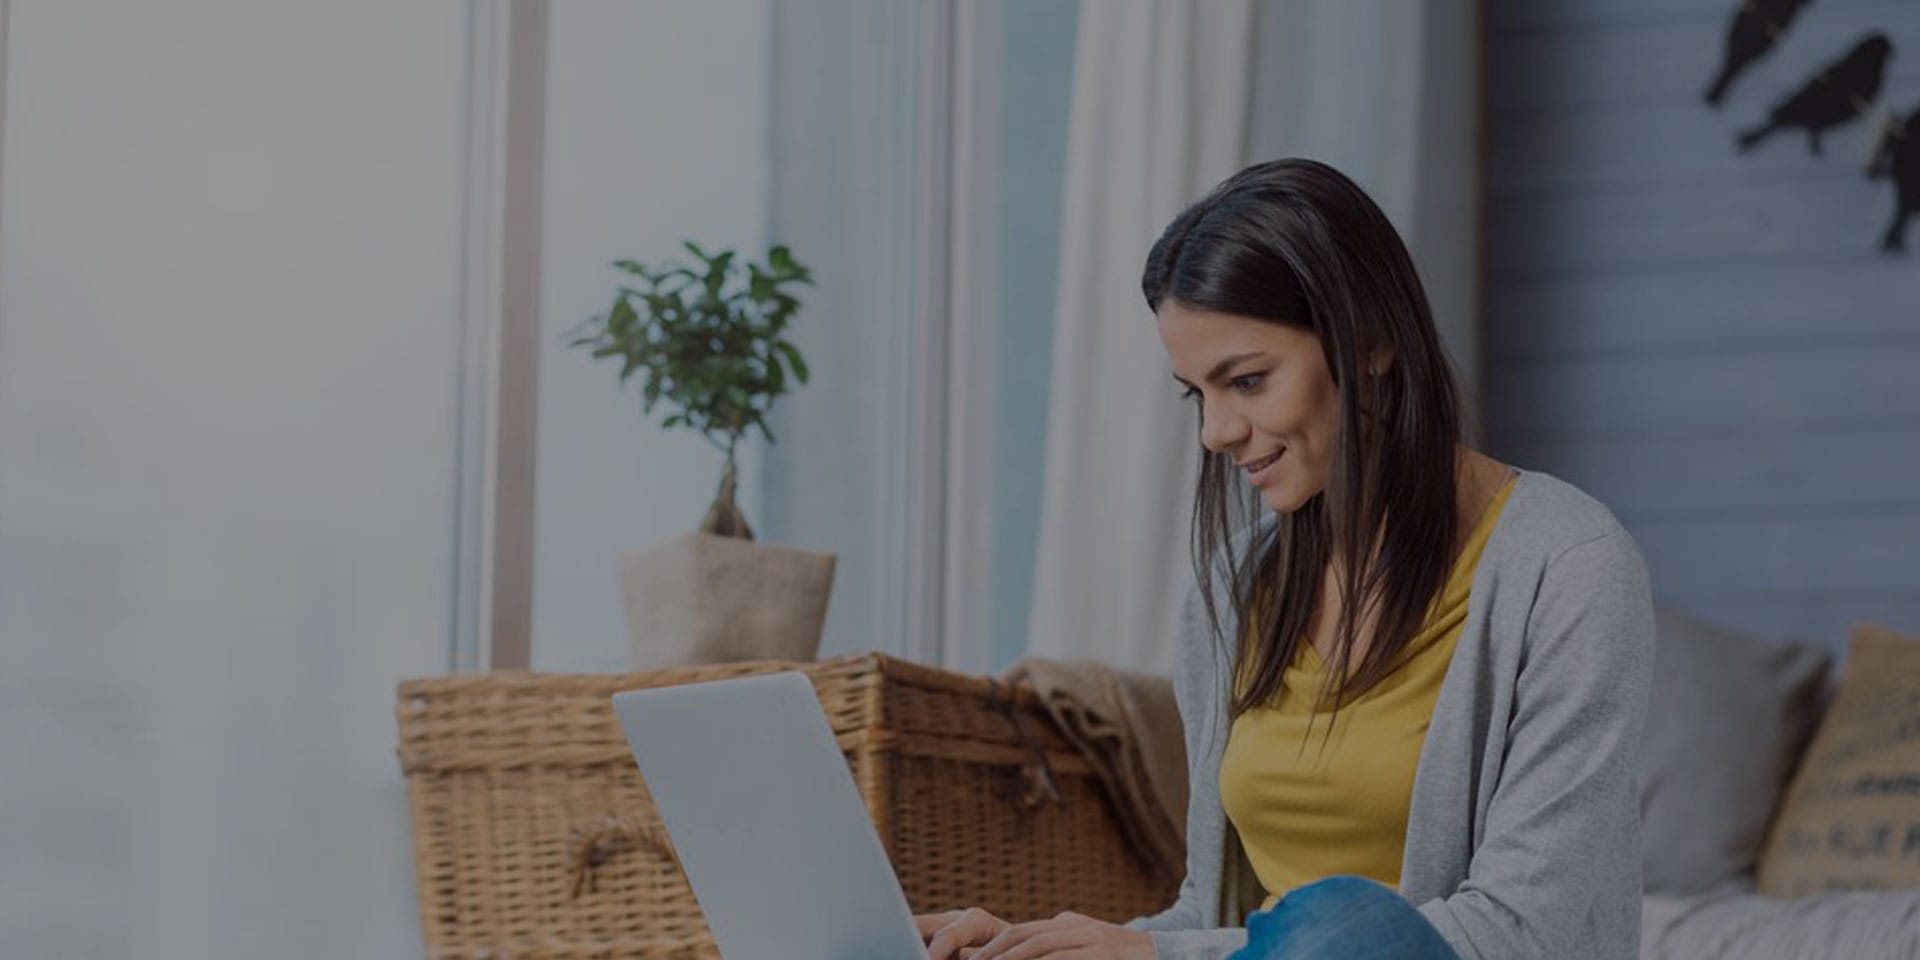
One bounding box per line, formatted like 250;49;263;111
1486;0;1920;653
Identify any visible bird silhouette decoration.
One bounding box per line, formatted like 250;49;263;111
1737;32;1894;156
1705;0;1813;107
1867;106;1918;252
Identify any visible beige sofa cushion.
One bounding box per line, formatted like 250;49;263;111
1756;623;1920;898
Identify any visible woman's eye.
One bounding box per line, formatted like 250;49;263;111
1177;374;1261;401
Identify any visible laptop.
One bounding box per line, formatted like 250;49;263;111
611;671;926;960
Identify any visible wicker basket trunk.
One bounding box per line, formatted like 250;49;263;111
396;653;1177;960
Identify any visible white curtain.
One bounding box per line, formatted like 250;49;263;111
1024;0;1480;673
1023;0;1256;676
1245;0;1482;416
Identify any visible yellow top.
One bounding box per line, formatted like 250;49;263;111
1218;474;1515;909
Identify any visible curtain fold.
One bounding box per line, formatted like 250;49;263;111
1245;0;1482;418
1024;0;1255;675
1025;0;1480;672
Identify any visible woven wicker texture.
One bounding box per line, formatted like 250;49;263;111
396;653;1177;960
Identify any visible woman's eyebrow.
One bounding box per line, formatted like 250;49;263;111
1171;351;1264;387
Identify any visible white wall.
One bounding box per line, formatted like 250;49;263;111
0;2;468;957
531;0;770;671
0;1;781;954
1484;0;1920;648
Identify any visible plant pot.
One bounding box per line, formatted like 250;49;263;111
619;532;837;671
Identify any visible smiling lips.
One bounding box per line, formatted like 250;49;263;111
1239;449;1283;486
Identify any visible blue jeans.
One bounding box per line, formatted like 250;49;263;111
1226;876;1462;960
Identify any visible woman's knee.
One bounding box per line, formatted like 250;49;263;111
1234;876;1453;960
1284;874;1399;907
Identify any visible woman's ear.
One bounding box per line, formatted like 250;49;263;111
1366;346;1395;378
1353;346;1396;423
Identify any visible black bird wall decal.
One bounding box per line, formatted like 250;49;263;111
1867;106;1918;253
1737;32;1894;155
1706;0;1813;107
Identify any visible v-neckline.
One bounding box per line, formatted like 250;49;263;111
1298;469;1517;674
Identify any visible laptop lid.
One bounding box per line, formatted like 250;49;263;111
612;671;925;960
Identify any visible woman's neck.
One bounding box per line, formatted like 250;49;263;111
1323;445;1506;564
1453;446;1511;551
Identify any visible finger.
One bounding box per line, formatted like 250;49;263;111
1019;912;1095;932
985;930;1083;960
1041;950;1095;960
927;926;969;960
971;918;1070;960
916;911;963;941
927;913;999;960
927;923;975;960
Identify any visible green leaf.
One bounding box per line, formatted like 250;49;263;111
775;341;809;384
582;242;816;441
765;353;785;394
609;296;637;335
643;293;677;317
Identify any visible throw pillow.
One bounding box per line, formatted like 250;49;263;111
1640;607;1832;896
1756;622;1920;898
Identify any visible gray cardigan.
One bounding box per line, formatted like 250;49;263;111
1125;470;1654;960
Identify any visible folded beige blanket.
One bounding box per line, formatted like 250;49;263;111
1002;657;1188;885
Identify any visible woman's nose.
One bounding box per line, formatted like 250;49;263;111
1198;401;1247;454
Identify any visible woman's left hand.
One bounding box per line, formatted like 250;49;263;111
963;911;1156;960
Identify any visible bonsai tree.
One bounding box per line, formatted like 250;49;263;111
568;241;813;541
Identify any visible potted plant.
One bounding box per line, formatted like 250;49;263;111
569;241;835;670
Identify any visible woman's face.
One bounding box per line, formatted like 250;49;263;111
1157;301;1341;515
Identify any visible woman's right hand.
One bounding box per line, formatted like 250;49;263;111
916;907;1012;960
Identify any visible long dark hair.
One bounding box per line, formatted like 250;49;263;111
1143;158;1463;721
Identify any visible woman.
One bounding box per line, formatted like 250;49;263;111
918;159;1653;960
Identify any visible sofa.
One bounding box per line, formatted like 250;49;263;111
1634;610;1920;959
